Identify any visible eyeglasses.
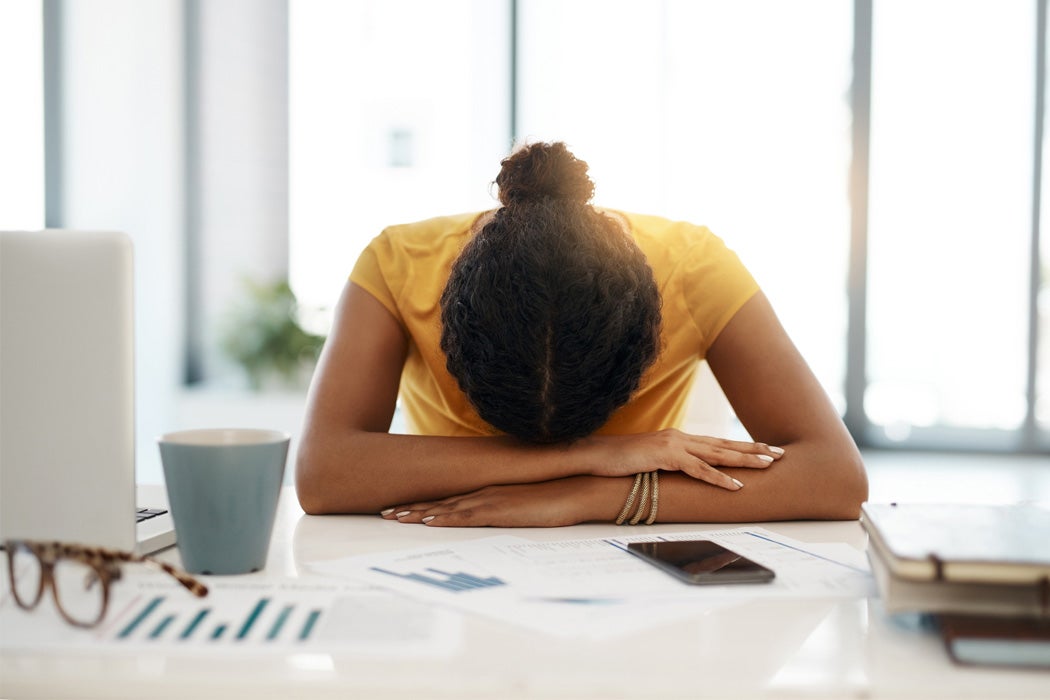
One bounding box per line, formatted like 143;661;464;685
2;540;208;628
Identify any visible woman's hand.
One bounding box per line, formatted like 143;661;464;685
586;429;783;490
379;477;606;527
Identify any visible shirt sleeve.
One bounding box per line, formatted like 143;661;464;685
349;231;405;326
680;227;760;356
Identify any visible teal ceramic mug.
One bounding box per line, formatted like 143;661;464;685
158;428;289;575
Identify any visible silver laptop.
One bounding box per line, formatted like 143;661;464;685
0;230;175;555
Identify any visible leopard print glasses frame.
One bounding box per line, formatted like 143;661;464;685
2;540;208;628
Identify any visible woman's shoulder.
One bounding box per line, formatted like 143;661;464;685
617;209;726;261
359;211;486;291
378;211;487;249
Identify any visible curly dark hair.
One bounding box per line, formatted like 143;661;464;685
439;142;663;444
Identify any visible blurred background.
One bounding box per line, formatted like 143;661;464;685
1;0;1047;485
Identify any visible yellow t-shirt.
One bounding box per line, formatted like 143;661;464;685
350;210;759;437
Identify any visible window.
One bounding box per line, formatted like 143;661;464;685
0;0;44;231
1039;0;1050;442
275;1;1050;451
288;0;511;325
14;1;1046;454
866;0;1037;447
516;0;854;412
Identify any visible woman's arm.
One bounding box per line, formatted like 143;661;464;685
295;282;781;514
696;290;868;520
387;291;867;526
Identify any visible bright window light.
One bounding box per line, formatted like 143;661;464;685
867;0;1035;434
0;0;45;230
517;0;853;410
288;0;511;332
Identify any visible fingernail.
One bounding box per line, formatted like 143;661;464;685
757;454;774;463
422;516;435;524
732;478;744;489
380;508;395;516
395;510;411;518
769;446;785;455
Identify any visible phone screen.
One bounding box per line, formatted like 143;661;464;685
626;539;775;585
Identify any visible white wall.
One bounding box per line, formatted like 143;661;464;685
59;0;186;483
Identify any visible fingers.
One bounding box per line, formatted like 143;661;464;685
380;502;480;526
379;507;434;524
685;437;785;470
676;459;746;491
377;482;583;528
379;500;443;524
380;496;477;525
670;437;786;489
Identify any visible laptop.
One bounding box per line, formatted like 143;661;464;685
0;230;175;555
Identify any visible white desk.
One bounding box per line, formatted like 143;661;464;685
2;487;1048;699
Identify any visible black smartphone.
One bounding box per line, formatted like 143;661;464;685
626;539;775;585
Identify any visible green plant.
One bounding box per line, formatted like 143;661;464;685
220;278;326;391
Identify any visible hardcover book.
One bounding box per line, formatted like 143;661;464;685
867;544;1049;617
860;503;1050;585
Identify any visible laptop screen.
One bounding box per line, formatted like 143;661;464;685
0;230;137;549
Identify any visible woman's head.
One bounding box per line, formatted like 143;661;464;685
440;142;662;443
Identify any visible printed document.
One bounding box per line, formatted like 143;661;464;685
309;527;873;638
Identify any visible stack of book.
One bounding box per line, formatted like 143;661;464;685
860;502;1050;669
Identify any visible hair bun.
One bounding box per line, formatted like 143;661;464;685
495;141;595;206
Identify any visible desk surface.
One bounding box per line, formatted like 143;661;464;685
2;488;1048;700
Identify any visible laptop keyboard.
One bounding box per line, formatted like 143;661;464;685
136;507;168;523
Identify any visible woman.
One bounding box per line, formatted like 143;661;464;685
296;141;867;526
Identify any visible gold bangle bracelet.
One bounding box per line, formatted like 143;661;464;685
629;472;652;525
615;473;644;525
645;471;660;525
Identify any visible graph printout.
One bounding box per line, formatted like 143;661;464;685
370;566;506;593
110;592;323;644
0;574;458;654
311;538;715;639
312;529;874;639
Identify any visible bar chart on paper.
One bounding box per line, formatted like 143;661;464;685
1;569;461;655
370;566;506;593
105;591;325;645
